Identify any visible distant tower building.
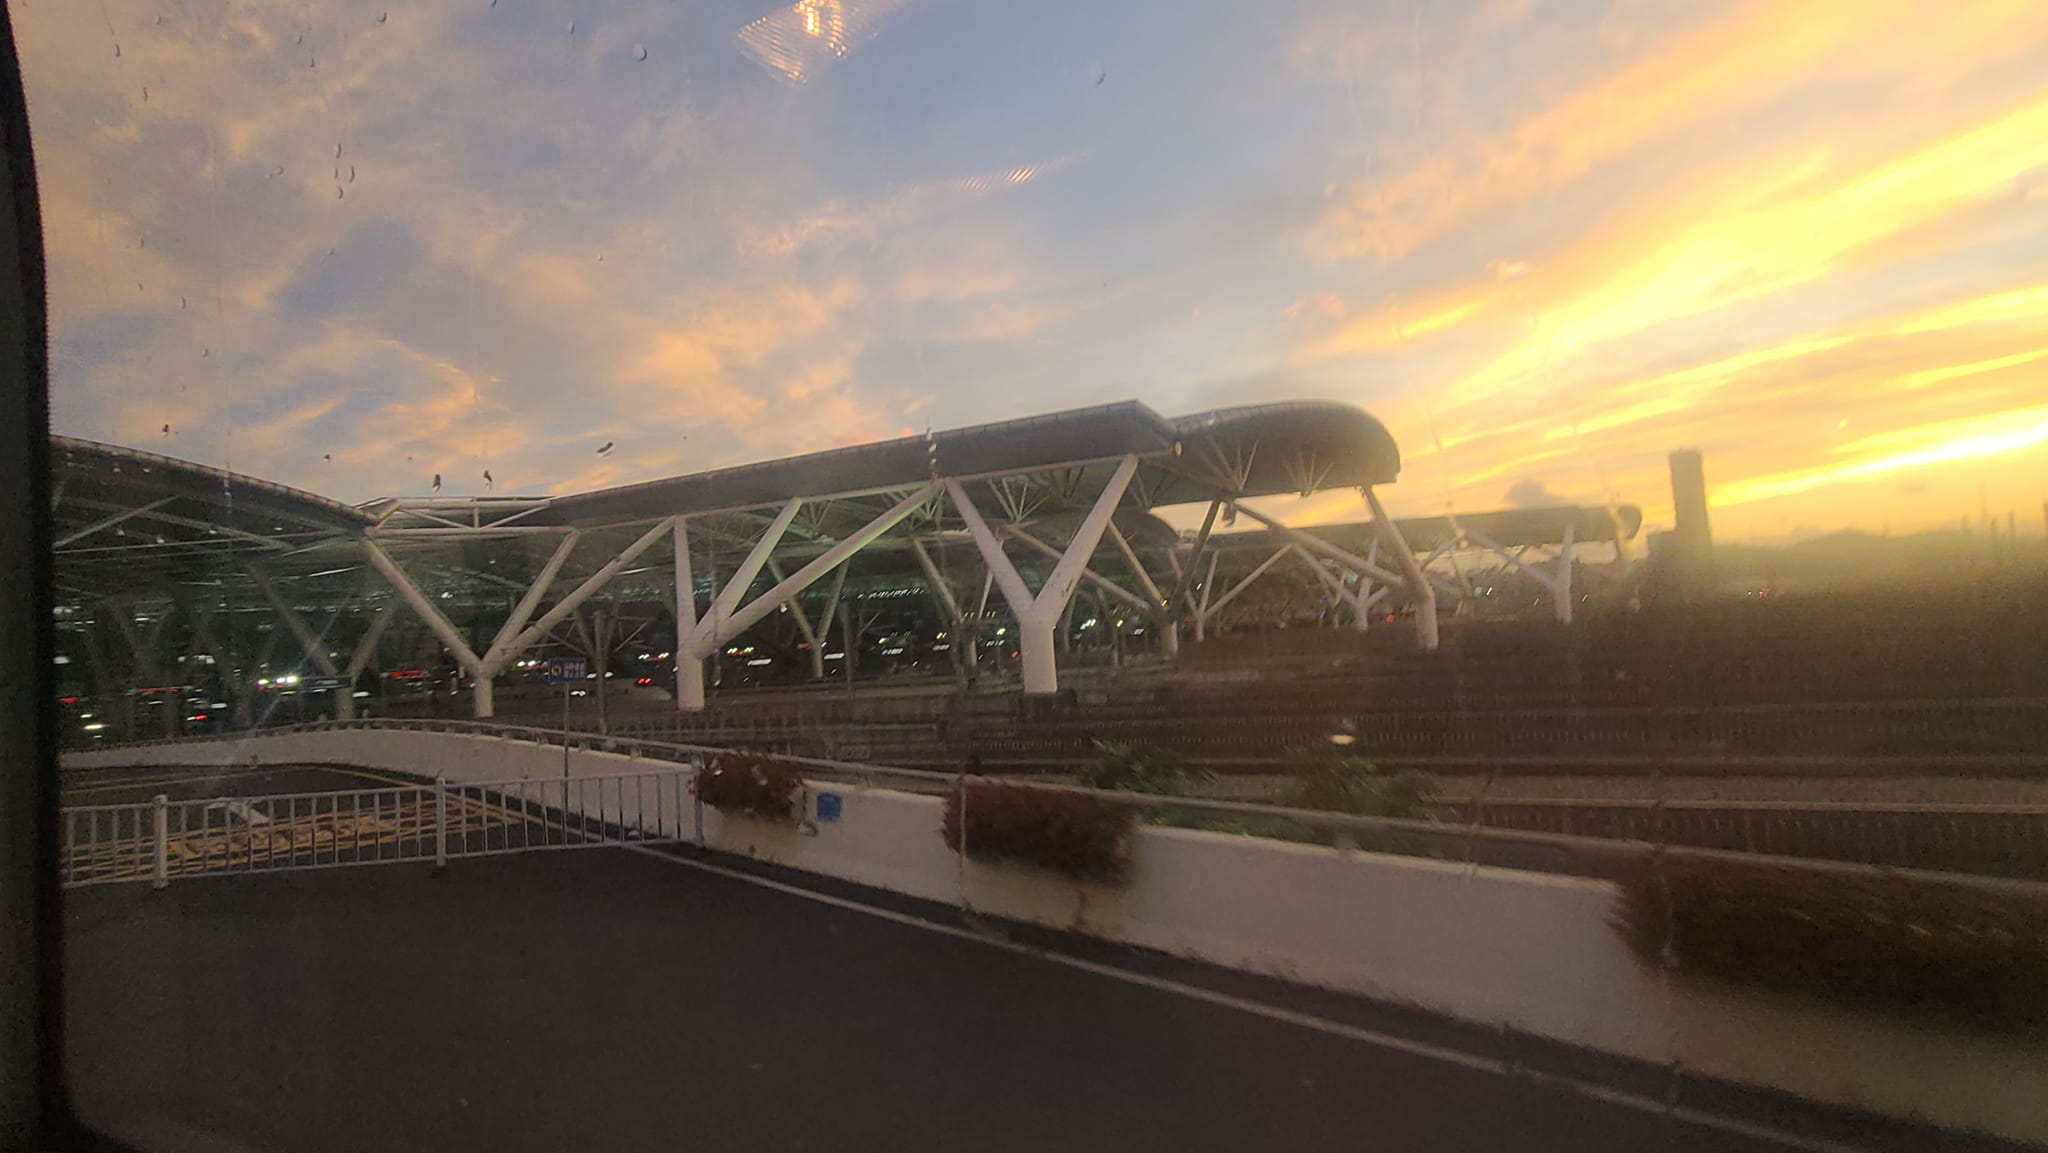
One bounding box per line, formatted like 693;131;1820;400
1667;449;1713;596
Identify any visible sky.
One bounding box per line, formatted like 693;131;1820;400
16;0;2048;542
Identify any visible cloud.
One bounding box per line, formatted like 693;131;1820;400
1503;477;1566;508
1309;0;2048;263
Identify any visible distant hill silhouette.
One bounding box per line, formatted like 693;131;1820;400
1711;529;2042;592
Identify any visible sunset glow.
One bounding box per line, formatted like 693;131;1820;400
17;0;2048;542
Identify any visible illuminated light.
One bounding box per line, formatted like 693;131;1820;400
1081;618;1098;629
189;713;209;722
210;703;225;709
746;658;774;667
995;627;1006;636
803;4;820;35
1329;733;1356;746
932;643;951;651
80;712;93;719
657;652;671;659
257;678;270;687
352;691;370;698
824;653;845;661
1887;348;2048;391
53;654;70;665
881;647;905;655
83;722;105;731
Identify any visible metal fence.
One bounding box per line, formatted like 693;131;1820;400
68;718;2048;893
59;767;697;888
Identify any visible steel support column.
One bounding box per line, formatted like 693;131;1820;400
1365;488;1439;652
945;456;1137;695
673;486;934;711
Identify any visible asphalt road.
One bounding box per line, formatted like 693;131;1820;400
61;846;2016;1153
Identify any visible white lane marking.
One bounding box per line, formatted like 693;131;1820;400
623;846;1869;1153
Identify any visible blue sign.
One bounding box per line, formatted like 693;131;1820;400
542;656;588;685
814;792;842;824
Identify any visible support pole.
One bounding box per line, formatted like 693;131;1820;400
337;605;394;721
910;539;970;680
674;518;704;712
499;517;675;663
362;539;490;712
151;794;168;890
1555;521;1576;625
945;456;1138;695
1365;488;1439;652
673;486;935;710
434;776;449;872
1165;498;1222;618
478;530;580;671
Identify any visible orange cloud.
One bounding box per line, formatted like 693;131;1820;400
1314;0;2048;263
1715;404;2048;506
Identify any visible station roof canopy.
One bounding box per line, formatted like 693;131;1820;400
500;399;1402;530
51;399;1411;603
1206;504;1644;558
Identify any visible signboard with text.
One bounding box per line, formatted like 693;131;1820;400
542;656;588;685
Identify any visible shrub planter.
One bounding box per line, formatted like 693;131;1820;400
1612;855;2048;1031
695;753;802;822
942;782;1134;885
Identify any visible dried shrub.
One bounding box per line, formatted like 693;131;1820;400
694;753;801;822
942;782;1134;885
1081;740;1212;795
1613;855;2048;1030
1283;749;1441;821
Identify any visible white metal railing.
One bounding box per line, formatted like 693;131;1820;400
68;718;2048;893
58;767;697;888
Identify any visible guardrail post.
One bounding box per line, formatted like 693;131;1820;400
690;755;705;845
151;794;169;889
955;773;971;913
434;775;449;873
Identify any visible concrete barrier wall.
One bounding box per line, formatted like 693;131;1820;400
68;732;2048;1143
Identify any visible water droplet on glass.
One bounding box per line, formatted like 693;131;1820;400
141;86;149;102
335;143;344;158
348;165;356;183
309;52;317;68
201;347;210;357
269;166;284;178
180;296;187;309
634;44;648;61
336;186;345;199
113;43;122;58
377;11;388;24
296;33;304;45
567;19;576;35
